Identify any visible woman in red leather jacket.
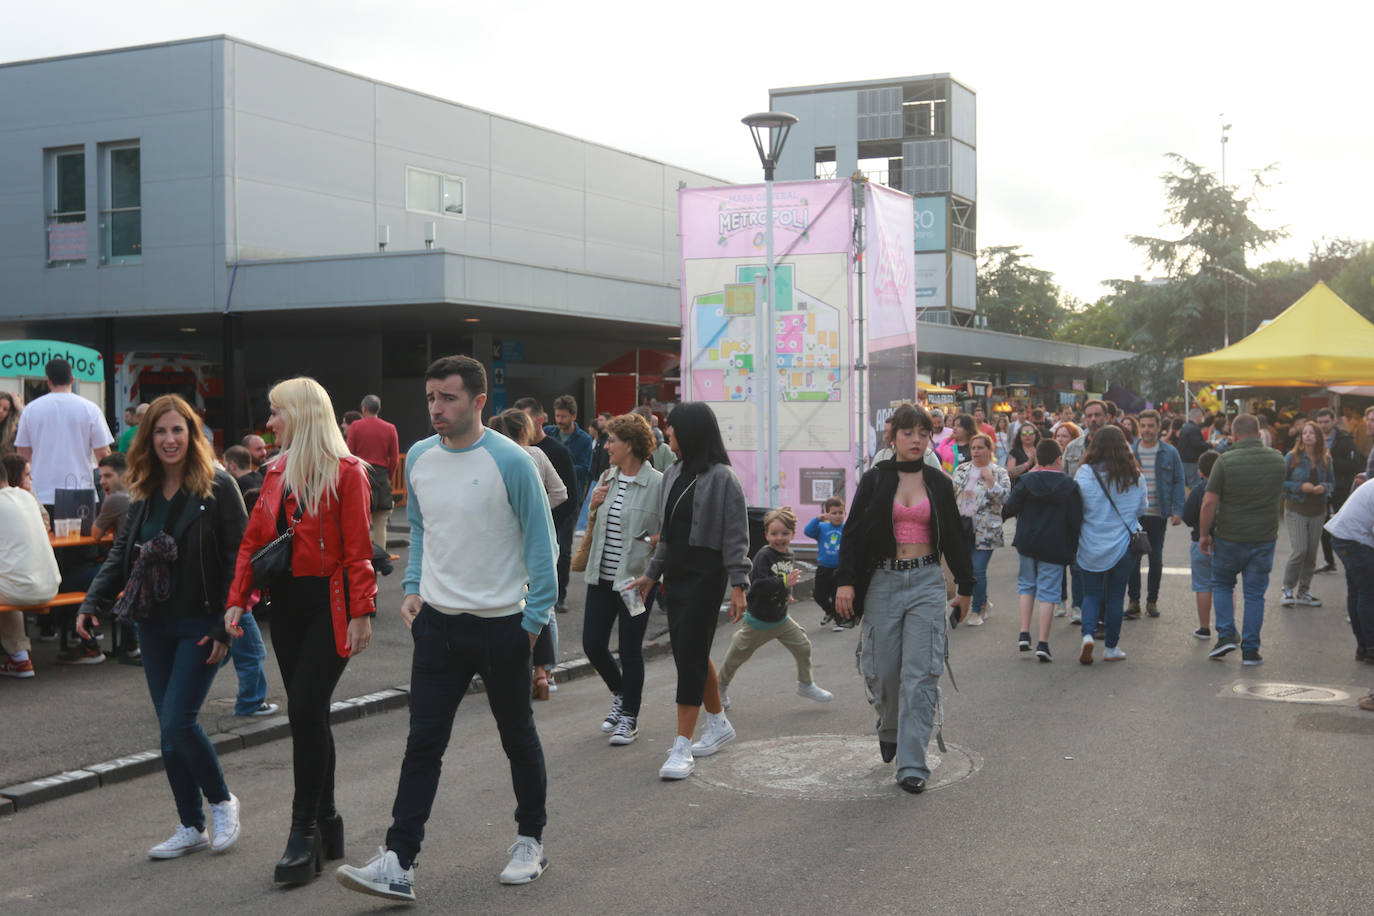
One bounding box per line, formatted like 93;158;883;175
226;377;377;886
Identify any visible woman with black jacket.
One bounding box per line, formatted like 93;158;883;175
77;394;247;860
835;403;973;794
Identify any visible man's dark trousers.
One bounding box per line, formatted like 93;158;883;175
384;606;547;868
1128;515;1168;603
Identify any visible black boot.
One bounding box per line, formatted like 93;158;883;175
318;813;345;861
273;825;322;885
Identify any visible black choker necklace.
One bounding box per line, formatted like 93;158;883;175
894;460;924;473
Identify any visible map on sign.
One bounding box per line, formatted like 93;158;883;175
688;264;842;404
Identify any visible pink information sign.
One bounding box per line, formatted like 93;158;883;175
48;222;87;261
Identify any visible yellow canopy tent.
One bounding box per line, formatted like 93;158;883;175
1183;282;1374;386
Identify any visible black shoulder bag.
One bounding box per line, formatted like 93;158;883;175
250;488;303;589
1090;467;1150;556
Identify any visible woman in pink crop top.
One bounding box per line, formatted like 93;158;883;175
832;403;973;796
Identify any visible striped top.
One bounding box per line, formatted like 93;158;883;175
598;476;633;581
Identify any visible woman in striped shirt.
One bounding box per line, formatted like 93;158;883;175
581;413;663;746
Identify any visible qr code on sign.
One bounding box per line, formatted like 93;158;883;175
811;479;834;501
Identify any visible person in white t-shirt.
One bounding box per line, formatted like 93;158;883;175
13;358;113;510
0;472;62;678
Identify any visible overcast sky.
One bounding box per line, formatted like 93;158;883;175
7;0;1370;304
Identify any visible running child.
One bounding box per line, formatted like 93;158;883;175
1181;450;1222;640
804;497;845;629
1001;438;1082;662
718;507;834;707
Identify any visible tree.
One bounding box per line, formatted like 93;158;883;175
1056;295;1132;351
1125;154;1288;356
975;245;1065;337
1313;239;1374;320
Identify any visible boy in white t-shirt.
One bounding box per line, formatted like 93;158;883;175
13;358;113;509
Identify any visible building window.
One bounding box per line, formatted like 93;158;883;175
46;147;86;265
406;167;465;219
814;147;836;180
100;142;141;265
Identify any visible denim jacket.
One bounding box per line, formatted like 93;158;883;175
1131;439;1186;518
1282;452;1335;507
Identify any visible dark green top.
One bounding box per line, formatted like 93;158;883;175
138;491;184;620
1206;438;1287;543
117;426;138;453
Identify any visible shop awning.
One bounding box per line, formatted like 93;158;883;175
1183;282;1374;386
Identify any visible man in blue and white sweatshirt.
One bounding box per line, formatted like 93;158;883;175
337;355;558;903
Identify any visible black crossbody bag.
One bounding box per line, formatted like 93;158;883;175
250;490;303;588
1091;467;1150;557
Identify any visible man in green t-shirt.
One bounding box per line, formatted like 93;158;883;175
1199;414;1287;666
116;403;148;452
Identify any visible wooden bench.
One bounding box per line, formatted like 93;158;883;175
0;591;87;616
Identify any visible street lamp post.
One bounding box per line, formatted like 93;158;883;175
742;110;798;508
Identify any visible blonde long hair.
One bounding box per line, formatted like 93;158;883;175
270;377;353;515
126;394;216;500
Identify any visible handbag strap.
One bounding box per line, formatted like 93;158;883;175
1090;466;1139;539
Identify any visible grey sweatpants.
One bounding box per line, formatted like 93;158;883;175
1283;510;1325;592
860;565;946;782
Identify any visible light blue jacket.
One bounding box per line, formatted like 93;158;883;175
1282;452;1335;507
1074;463;1148;573
1131;439;1186;518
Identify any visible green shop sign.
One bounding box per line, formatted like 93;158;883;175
0;339;105;382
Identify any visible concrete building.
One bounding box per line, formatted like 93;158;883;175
0;36;717;443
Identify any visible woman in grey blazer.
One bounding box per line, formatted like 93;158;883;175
635;403;750;781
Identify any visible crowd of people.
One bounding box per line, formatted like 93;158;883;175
4;354;1374;902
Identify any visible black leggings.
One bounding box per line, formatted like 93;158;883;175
269;577;349;828
582;579;656;717
663;548;727;706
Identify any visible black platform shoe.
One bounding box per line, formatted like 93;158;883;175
273;826;322;885
898;776;926;794
318;813;345;861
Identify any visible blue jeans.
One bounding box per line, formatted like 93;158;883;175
140;616;231;830
1017;554;1064;604
1080;551;1133;648
386;607;546;868
1332;538;1374;653
971;549;993;614
220;611;267;714
1069;560;1084;608
1210;536;1275;652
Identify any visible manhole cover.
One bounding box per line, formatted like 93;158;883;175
691;734;981;800
1231;682;1350;704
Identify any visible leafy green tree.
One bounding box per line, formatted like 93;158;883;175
975;245;1064;337
1314;238;1374;320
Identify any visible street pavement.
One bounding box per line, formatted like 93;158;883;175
3;523;1372;914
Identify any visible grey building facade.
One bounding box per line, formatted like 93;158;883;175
0;36;719;442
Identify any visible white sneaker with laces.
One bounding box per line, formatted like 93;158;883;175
600;694;623;733
148;824;209;859
690;713;736;757
659;735;695;780
208;793;240;853
1295;591;1322;607
608;715;638;746
1054;602;1068;618
1280;588;1296;607
965;612;985;627
1070;607;1082;624
499;835;548;885
336;846;416;901
1104;646;1126;661
796;681;834;702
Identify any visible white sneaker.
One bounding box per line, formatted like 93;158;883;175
796;681;834;702
337;846;417;901
499;835;547;885
148;824;209;859
1054;602;1068;618
965;612;985;627
1070;607;1082;624
1280;588;1296;607
659;735;695;780
720;688;731;710
1104;646;1126;661
690;713;736;757
1295;591;1322;607
608;715;638;746
208;793;240;853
